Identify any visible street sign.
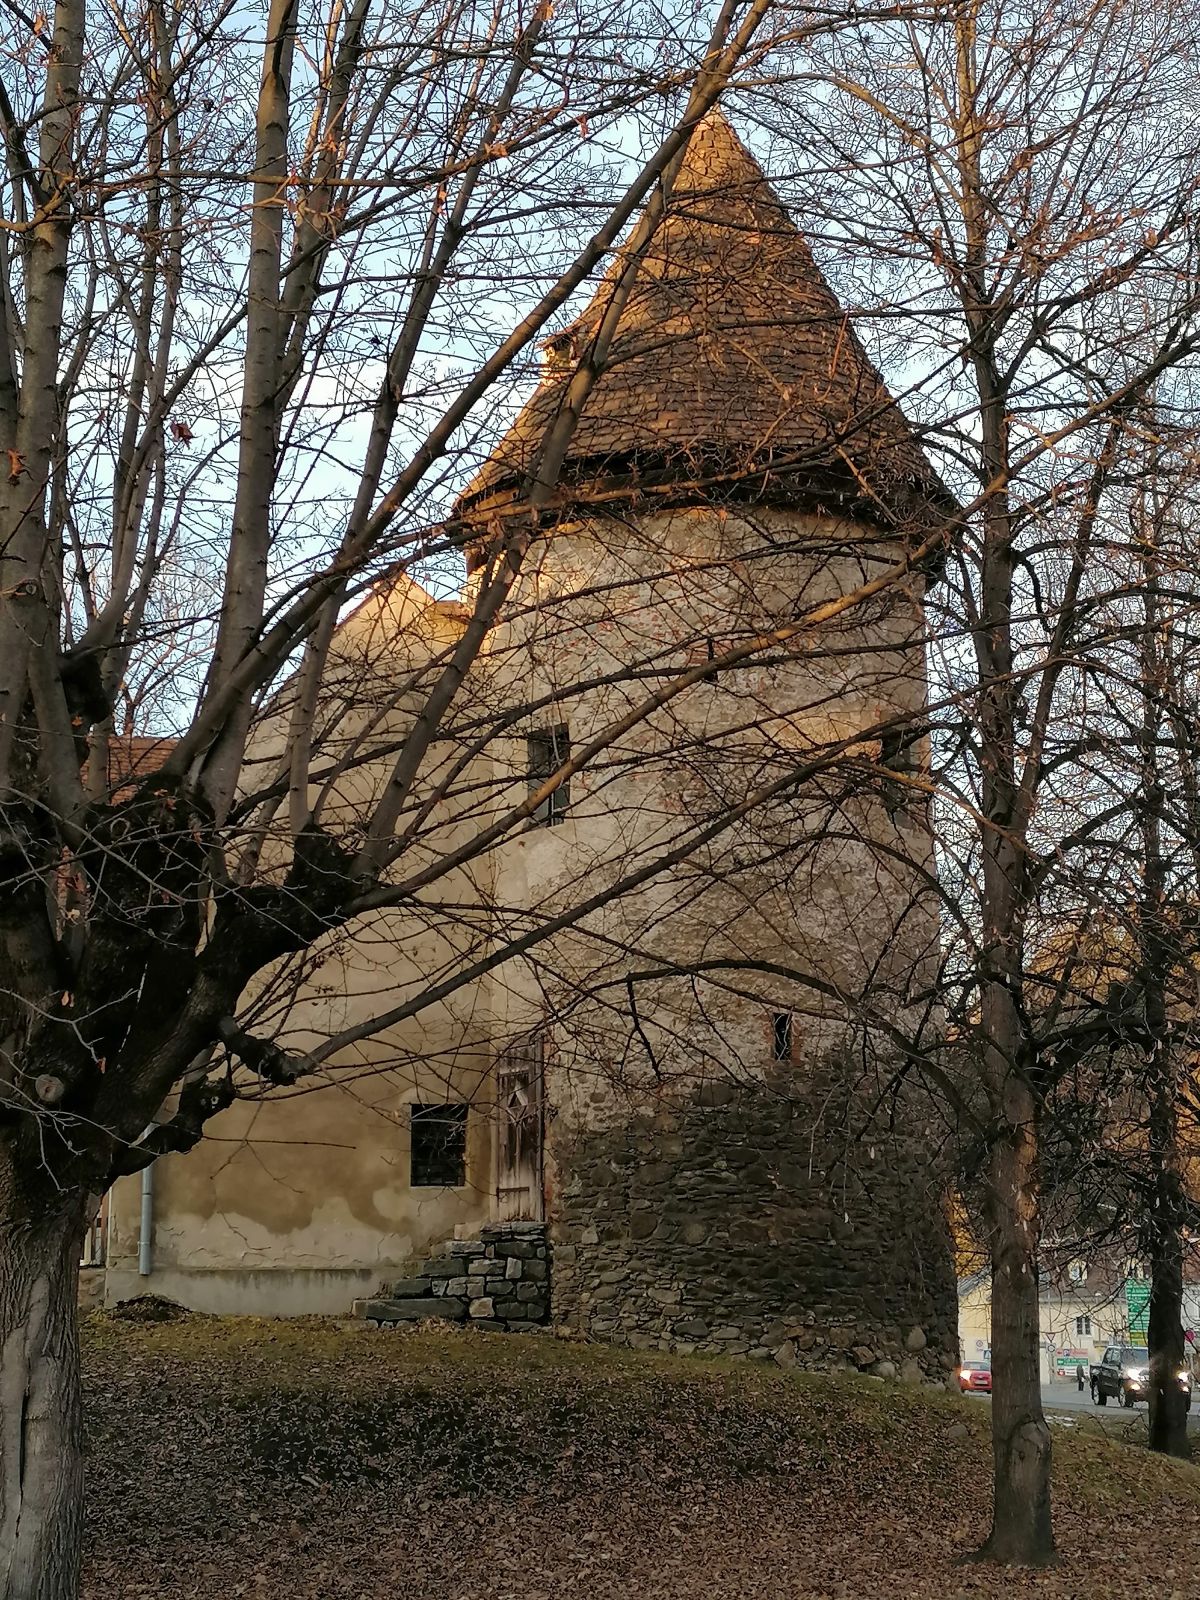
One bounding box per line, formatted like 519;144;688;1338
1052;1346;1090;1379
1126;1279;1151;1337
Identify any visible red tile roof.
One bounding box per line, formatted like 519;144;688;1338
103;734;177;797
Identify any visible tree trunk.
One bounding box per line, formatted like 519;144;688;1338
951;0;1055;1548
1135;513;1189;1462
1147;1235;1189;1458
1142;1038;1189;1461
974;1080;1055;1565
0;1208;85;1600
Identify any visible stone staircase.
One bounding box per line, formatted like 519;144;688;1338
353;1221;549;1331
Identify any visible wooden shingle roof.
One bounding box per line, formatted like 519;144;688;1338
460;111;951;531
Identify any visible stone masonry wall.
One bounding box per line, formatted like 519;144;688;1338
355;1222;549;1329
547;1068;957;1378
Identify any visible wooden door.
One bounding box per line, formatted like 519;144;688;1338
496;1037;544;1221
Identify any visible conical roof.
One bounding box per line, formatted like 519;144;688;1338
459;111;951;530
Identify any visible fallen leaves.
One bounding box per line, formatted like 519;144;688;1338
80;1316;1200;1599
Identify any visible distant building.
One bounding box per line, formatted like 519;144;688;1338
960;1254;1200;1380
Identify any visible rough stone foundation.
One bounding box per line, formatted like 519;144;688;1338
546;1069;957;1377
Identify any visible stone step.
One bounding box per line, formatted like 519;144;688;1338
424;1257;467;1277
381;1276;432;1298
357;1221;550;1332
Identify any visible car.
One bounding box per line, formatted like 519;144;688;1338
956;1361;992;1394
1090;1345;1192;1410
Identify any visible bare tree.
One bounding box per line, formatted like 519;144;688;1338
1024;418;1200;1460
0;0;864;1588
754;0;1200;1562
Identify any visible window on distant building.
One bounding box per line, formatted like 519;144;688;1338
1126;1259;1149;1282
528;726;570;826
1067;1259;1087;1285
772;1012;794;1064
410;1103;468;1188
1076;1315;1092;1337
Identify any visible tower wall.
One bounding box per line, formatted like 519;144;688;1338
483;503;957;1374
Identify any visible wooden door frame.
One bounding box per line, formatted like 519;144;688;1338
494;1034;545;1221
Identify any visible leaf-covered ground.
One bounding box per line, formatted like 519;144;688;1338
82;1314;1200;1599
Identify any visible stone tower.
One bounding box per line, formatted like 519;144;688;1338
100;114;959;1367
457;111;960;1374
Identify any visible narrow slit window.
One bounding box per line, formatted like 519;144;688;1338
879;726;922;819
528;725;570;826
410;1103;468;1188
772;1012;794;1063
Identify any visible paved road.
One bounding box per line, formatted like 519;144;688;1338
967;1383;1200;1430
1042;1382;1109;1412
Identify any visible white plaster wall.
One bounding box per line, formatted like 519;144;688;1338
107;502;943;1314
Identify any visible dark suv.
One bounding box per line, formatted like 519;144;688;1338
1091;1345;1192;1410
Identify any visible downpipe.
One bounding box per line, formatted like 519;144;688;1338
138;1158;154;1277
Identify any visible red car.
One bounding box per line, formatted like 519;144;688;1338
956;1362;992;1394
